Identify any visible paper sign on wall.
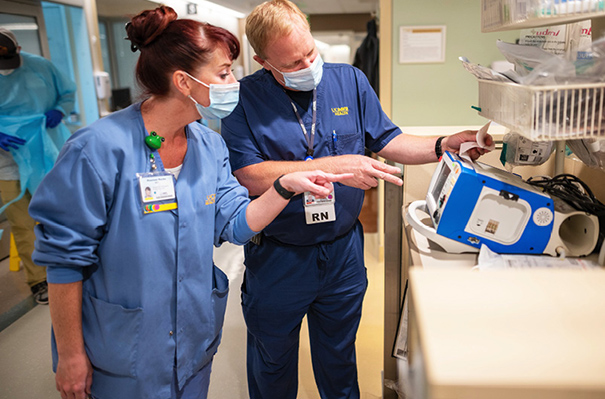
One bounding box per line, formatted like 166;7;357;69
399;25;446;64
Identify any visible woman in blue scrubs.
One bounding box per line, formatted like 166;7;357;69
28;6;350;399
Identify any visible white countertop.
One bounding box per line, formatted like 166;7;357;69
399;123;508;140
409;267;605;399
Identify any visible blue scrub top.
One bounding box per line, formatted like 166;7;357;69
29;103;255;398
222;63;401;246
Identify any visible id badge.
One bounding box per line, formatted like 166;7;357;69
137;172;178;214
303;190;336;224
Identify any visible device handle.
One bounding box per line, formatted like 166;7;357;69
406;200;439;240
406;200;478;254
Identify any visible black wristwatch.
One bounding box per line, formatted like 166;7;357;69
435;136;446;159
273;175;295;200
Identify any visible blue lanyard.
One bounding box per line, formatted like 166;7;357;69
287;89;317;160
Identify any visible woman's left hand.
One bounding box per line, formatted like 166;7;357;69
279;171;354;198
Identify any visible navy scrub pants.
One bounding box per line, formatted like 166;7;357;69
242;221;368;399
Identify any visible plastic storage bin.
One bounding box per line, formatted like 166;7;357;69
477;79;605;141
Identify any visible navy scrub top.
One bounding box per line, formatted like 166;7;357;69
222;63;402;246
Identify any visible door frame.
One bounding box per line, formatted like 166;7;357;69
0;0;50;58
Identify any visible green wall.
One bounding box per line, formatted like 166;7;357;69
391;0;520;126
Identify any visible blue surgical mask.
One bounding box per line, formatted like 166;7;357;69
185;72;240;120
266;54;324;91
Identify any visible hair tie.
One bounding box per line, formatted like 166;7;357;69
124;22;139;53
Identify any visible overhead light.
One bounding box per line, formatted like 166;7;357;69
147;0;245;19
0;23;39;31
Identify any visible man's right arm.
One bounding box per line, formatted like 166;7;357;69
235;155;402;196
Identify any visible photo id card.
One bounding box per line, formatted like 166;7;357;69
303;190;336;224
138;172;176;203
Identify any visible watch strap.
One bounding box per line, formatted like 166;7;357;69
435;136;446;159
273;175;295;200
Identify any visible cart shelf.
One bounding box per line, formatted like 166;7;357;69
482;0;605;32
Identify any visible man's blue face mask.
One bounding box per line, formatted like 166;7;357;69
266;54;324;92
185;72;240;120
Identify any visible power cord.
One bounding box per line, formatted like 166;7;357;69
527;174;605;215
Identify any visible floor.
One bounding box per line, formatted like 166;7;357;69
0;256;36;332
0;232;385;399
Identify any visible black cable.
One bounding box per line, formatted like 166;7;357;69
527;174;604;214
526;174;605;240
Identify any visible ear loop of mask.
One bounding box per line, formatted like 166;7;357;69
264;60;287;85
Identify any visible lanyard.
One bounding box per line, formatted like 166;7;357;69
287;88;317;160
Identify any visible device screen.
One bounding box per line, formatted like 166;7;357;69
430;163;451;205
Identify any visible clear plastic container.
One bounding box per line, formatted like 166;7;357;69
477;79;605;140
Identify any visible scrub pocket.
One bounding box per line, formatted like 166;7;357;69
186;265;229;375
211;264;229;339
332;131;363;155
83;294;143;378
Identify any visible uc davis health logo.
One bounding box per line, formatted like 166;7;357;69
205;194;216;205
331;106;349;116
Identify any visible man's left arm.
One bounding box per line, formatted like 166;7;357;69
43;60;77;129
377;130;491;164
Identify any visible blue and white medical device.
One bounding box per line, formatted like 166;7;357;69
406;152;599;256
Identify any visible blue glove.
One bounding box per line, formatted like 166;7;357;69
0;132;26;151
45;109;64;128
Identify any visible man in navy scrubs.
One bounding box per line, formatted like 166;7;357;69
221;1;491;398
